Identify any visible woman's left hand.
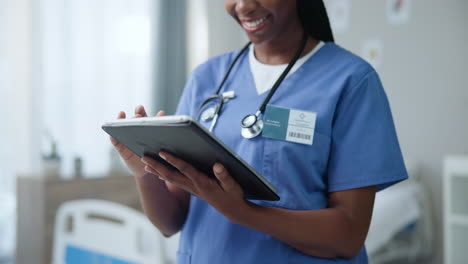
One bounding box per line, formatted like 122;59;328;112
141;152;249;222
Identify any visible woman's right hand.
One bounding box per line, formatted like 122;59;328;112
110;105;166;178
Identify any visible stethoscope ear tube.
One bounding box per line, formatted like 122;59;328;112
196;43;251;132
196;95;224;121
214;42;252;95
258;33;309;114
197;32;308;138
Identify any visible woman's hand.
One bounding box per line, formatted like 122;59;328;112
110;105;166;178
140;152;375;259
141;152;249;222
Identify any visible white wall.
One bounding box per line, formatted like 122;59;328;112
186;0;245;72
334;1;468;263
189;1;468;263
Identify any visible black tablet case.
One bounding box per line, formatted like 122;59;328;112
102;118;279;201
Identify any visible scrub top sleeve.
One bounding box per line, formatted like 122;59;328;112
327;70;408;192
175;73;197;116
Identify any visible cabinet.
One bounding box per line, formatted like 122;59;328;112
16;175;142;264
443;156;468;264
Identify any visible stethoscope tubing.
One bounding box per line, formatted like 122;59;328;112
198;32;309;137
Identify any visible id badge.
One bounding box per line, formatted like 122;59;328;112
262;105;316;145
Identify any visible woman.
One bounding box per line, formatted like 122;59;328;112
111;0;408;263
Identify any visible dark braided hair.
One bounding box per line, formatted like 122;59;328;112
297;0;335;42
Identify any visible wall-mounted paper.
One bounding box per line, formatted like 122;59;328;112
325;0;351;33
386;0;412;24
361;39;384;70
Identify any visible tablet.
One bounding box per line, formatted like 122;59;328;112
102;115;279;201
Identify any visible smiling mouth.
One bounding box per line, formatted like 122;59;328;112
241;15;270;33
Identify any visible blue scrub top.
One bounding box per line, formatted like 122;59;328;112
174;42;408;264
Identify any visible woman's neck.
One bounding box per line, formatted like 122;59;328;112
253;31;319;65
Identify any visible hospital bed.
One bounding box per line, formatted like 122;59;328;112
365;161;434;264
52;200;168;264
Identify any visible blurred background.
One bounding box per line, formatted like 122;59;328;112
1;0;467;263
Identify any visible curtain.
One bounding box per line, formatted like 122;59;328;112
152;0;187;114
0;0;8;191
41;0;155;177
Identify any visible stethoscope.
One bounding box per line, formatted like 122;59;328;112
197;33;308;139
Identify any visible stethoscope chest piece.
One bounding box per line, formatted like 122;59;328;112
241;113;264;139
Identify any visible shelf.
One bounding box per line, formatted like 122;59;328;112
444;156;468;175
452;173;468;178
444;156;468;264
449;224;468;264
450;176;468;215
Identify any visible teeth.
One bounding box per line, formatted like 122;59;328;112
245;16;267;28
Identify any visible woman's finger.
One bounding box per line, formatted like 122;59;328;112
158;152;201;181
158;152;218;192
135;105;148;117
213;163;238;192
164;178;196;196
111;111;126;148
156;110;166;116
117;111;126;119
141;156;193;187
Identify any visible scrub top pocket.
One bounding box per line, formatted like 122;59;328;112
261;131;331;210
